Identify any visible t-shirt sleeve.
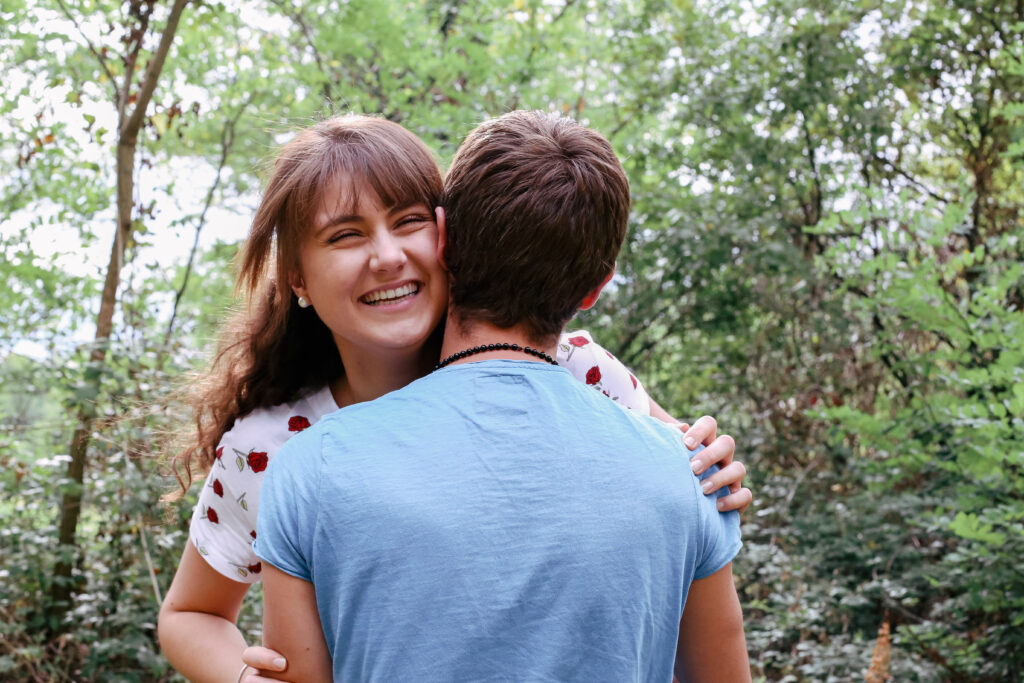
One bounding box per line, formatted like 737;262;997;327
188;422;269;584
689;446;743;579
557;330;651;414
253;428;322;582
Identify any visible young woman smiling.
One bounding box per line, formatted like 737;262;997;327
157;115;751;683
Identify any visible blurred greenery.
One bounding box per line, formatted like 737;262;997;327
1;0;1021;680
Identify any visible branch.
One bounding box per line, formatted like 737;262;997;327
870;154;954;205
553;0;579;23
766;454;824;551
798;110;822;228
617;277;681;367
53;0;119;101
609;108;640;139
439;0;467;40
122;0;190;140
136;516;163;606
162;96;250;351
268;0;334;103
119;0;153;122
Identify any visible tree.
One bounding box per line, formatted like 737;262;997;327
46;0;191;630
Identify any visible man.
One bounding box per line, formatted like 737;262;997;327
254;111;749;681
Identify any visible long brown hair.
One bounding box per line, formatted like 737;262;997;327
170;115;444;494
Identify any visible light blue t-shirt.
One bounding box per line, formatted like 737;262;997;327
255;361;741;682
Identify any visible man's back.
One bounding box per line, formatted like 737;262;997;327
257;361;740;681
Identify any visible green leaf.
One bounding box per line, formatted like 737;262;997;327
949;512;1007;546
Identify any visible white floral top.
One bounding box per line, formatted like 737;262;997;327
189;329;650;583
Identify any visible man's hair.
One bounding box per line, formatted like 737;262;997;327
440;111;630;343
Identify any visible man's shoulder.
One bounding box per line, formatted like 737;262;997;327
558;378;683;442
301;375;450;458
265;416;329;479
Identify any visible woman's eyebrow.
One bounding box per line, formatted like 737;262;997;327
316;213;364;232
387;202;429;216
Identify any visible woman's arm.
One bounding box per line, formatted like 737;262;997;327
159;544;292;682
158;543;255;683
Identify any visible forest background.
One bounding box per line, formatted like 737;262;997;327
1;0;1022;680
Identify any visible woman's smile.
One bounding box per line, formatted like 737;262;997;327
360;280;422;306
292;183;449;359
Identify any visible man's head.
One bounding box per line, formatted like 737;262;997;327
440;111;630;344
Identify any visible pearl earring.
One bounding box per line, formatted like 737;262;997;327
297;296;310;309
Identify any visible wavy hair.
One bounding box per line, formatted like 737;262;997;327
170;115;443;495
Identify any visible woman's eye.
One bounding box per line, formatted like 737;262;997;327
327;231;359;244
396;215;431;230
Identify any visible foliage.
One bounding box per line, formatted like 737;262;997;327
1;0;1021;680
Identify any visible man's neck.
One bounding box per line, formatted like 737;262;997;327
438;314;559;368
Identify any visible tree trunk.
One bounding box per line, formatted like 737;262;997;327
47;0;191;632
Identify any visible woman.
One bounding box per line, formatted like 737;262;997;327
157;115;750;683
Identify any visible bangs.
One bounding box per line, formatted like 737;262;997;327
284;119;443;235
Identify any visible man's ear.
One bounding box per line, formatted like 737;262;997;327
579;269;615;311
435;206;449;272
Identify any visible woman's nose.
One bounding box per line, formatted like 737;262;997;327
369;232;408;272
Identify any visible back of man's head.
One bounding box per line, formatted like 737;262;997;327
441;111;630;344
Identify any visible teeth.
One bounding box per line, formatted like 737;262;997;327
363;283;419;304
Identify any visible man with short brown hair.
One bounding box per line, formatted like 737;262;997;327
257;111;748;682
440;110;630;341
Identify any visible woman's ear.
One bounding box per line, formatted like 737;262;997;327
289;272;307;302
435;206;448;272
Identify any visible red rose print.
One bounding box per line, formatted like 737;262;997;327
247;451;269;473
250;530;257;540
567;336;589;347
207;507;219;524
586;366;601;385
248;562;262;574
212;479;224;497
630;374;638;389
288;415;311;432
605;350;614;359
215;446;223;460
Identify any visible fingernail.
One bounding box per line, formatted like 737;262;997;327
690;459;704;475
701;480;714;494
273;658;287;669
717;499;726;510
684;436;698;449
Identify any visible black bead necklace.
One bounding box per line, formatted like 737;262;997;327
435;342;559;370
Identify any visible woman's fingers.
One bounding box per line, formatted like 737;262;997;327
697;459;752;513
713;486;753;514
681;415;718;450
696;458;745;497
682;423;752;514
241;646;287;673
689;434;735;475
697;459;746;493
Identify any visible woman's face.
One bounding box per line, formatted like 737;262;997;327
292;182;449;360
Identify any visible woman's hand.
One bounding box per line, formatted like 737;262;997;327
676;415;752;514
240;647;288;682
